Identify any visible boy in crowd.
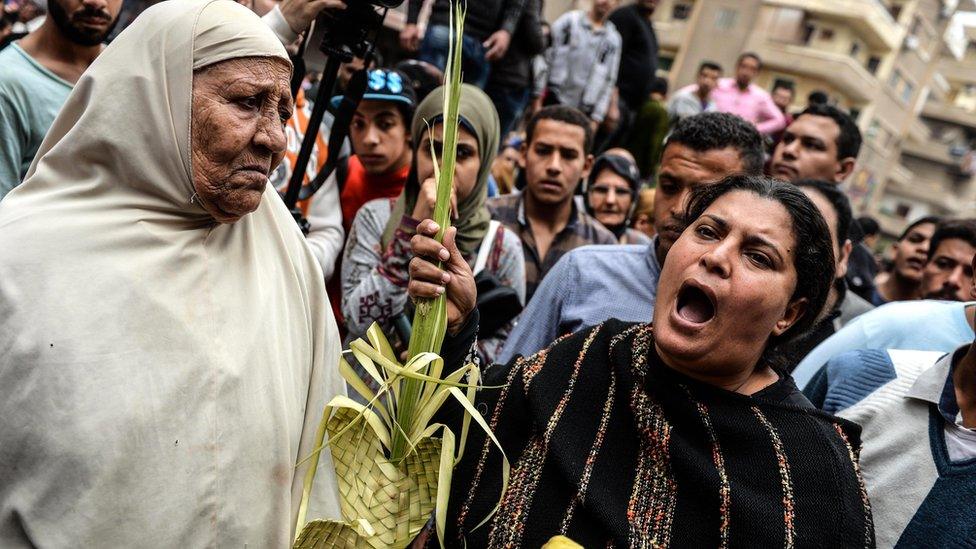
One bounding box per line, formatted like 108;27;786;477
334;69;416;231
487;105;616;302
667;60;721;123
872;217;943;305
794;218;976;388
498;112;763;362
813;253;976;548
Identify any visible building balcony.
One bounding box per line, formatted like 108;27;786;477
763;0;902;51
922;100;976;130
938;57;976;86
753;41;878;103
901;137;961;167
655;20;688;51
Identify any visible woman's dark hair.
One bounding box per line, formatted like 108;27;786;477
681;175;835;348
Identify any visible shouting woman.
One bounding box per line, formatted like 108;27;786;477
408;175;874;547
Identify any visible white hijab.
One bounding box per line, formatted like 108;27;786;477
0;1;342;546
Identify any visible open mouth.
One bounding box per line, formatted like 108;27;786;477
905;257;926;271
676;283;716;324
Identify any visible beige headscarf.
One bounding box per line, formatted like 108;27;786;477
0;1;342;546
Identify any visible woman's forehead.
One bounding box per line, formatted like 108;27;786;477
703;191;795;246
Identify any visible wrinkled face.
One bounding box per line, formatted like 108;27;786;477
772;88;793;112
921;238;976;301
770;115;844;183
697;68;721;96
521;119;591;208
350;100;411;175
653;191;806;379
654;144;744;264
735;56;760;87
587;168;633;228
893;222;936;283
48;0;122;46
191;57;292;224
415;122;481;202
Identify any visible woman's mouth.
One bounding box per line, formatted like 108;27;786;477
675;282;716;325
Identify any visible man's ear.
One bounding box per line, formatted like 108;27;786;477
773;297;808;336
835;157;856;183
581;153;595;180
837;239;852;278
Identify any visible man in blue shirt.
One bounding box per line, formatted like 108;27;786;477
794;218;976;389
813;253;976;547
497;112;764;363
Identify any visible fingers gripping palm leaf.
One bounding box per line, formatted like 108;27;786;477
292;5;508;548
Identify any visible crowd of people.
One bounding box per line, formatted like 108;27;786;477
1;0;975;547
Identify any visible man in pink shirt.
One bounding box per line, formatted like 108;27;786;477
711;52;786;136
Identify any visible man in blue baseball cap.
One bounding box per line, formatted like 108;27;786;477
331;68;418;231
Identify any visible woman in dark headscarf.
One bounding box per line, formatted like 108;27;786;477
408;175;874;547
341;83;525;364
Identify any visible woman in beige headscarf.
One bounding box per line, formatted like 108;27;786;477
0;0;342;546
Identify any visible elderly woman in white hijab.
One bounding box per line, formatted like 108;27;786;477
0;1;343;546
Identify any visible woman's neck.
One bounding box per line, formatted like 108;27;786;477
654;342;779;395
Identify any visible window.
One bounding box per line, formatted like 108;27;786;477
902;80;915;103
888;69;902;90
802;24;816;45
714;8;738;30
850;41;861;57
819;28;835;40
658;56;674;72
866;56;881;74
672;2;692;20
895;203;911;219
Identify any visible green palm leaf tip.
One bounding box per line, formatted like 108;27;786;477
392;0;465;465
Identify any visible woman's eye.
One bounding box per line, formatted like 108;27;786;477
237;96;260;110
695;225;716;239
747;251;772;268
457;147;474;160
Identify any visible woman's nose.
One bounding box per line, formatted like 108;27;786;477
699;244;732;279
255;114;287;155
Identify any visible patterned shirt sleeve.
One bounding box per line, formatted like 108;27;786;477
340;200;416;340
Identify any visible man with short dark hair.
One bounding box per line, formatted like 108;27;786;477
488;105;616;302
769;82;795;144
667;60;721;123
769;104;861;184
710;52;785;136
498;112;763;361
0;0;122;196
793;218;976;389
921;219;976;302
872;216;942;305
